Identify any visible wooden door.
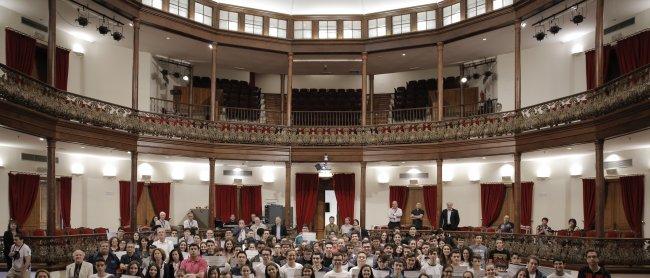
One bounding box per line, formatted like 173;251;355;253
604;179;630;230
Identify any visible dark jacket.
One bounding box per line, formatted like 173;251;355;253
3;230;14;258
439;209;460;230
87;252;121;274
270;224;287;238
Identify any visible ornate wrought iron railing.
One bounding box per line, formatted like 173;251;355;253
0;63;648;146
150;97;210;120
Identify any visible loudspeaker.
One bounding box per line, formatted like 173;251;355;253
264;204;293;226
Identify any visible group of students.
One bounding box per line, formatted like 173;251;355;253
3;216;612;278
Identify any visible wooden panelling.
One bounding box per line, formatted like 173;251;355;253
137;136;291;161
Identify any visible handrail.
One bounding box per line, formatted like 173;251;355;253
0;62;648;146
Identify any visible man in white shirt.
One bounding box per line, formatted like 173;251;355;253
152;228;174;257
7;234;31;278
324;253;351;278
280;250;303;278
250;217;267;240
388;201;403;229
255;248;279;278
183;212;199;230
155;211;172;231
340;217;353;236
420;249;442;278
547;259;572;278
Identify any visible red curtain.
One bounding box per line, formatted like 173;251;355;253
5;29;36;75
520;182;534;227
55;47;69;90
422;185;437;228
620;175;644;236
8;173;41;226
58;176;72;228
215;185;237;221
389;186;409;208
119;181;144;227
615;31;650;75
585;45;613;90
295;173;319;229
480;183;505;227
332;173;355;222
241;186;262;223
639;31;650;67
582;179;596;230
149;182;171;216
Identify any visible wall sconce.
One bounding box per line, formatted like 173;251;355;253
139;163;153;180
377;172;390;184
262;166;275;183
442;165;454;182
103;164;117;177
171;167;185;181
70;163;85;175
569;163;583;177
536;165;551;179
468;164;481;182
499;164;514;179
199;169;210;182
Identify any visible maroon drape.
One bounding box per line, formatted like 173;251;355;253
295;173;319;228
332;173;355;222
55;47;69;90
480;183;506;227
215;185;237;221
389;186;409;208
241;186;262;223
5;29;36;75
582;178;596;230
8;173;41;226
620;175;644;236
520;182;534;227
119;181;144;227
58;176;72;228
615;31;650;75
149;182;171;216
585;45;613;90
422;185;437;228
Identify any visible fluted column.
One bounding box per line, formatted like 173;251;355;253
284;162;292;226
595;0;605;87
513;152;522;233
514;19;521;109
595;139;605;237
360;162;367;228
130;151;138;229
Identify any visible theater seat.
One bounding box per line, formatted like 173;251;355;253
485;227;496;233
33;229;46;236
65;228;78;235
570;230;582;237
94;227;108;234
605;230;619;238
79;227;94;235
622;230;637;238
585;230;597;237
55;229;65;236
556;230;568;236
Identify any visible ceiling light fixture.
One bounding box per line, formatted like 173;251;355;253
401;53;406;56
534;30;547;41
111;28;124;41
548;20;562;35
460;76;468;83
520;22;527;28
182;75;189;81
571;5;585;25
482;38;487;41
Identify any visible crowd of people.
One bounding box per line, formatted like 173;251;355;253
2;211;612;278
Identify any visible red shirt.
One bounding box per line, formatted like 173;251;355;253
180;256;208;275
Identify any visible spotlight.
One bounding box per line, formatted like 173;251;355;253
97;21;110;35
571;14;585;25
472;73;481;80
548;24;562;35
460;76;468;83
182;75;189;81
75;9;89;27
534;31;546;41
112;31;123;41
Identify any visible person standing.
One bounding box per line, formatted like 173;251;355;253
3;220;20;271
7;234;31;278
388;201;403;229
439;203;460;231
577;250;610;278
410;203;425;230
271;217;288;240
325;217;339;236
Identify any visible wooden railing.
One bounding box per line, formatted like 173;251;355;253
0;63;648;146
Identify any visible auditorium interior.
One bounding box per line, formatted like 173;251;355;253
0;0;649;277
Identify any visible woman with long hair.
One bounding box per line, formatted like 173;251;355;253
223;239;237;263
357;265;374;278
3;220;20;271
241;264;254;278
143;265;160;278
34;269;50;278
146;248;166;278
109;237;120;253
126;261;141;276
301;264;315;278
514;268;530;278
265;263;281;278
139;238;151;260
207;266;220;278
164;249;184;278
460;247;473;267
118;240;128;252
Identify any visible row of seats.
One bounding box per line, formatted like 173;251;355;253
191;76;262;121
391;77;463;122
22;227;109;237
291;88;363;111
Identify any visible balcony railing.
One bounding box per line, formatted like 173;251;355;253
220;107;282;124
291;110;362;126
150;97;209;120
0;63;648;146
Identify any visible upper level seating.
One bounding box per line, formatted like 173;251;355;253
191;76;262;121
392;77;462;122
292;88;362;125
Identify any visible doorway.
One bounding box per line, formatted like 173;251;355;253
314;178;333;239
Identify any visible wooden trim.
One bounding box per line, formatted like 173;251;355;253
46;138;56;235
360;162;367;228
595;0;604;87
47;0;56;87
210;42;217;121
437;42;444;120
361;52;368;126
162;0;170;12
284;161;292;226
595;139;605;237
514;18;521;109
130;151;138;229
286;53;293;126
436;158;443;228
208;157;216;228
132;18;140;110
513;152;521;233
188;0;195;20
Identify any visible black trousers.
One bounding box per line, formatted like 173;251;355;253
388;222;400;229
